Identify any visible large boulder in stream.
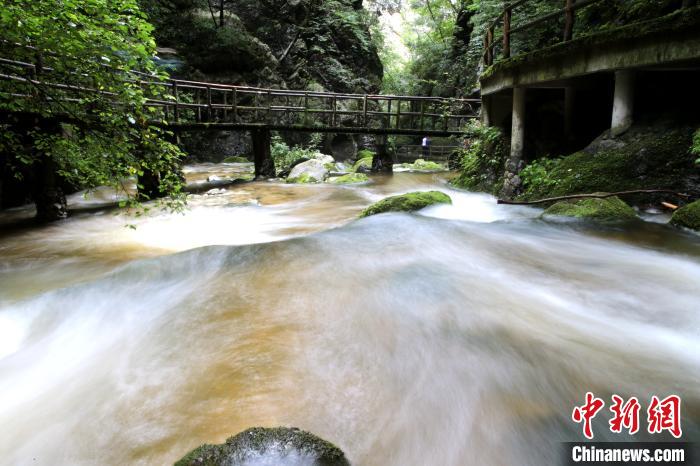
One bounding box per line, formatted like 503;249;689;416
360;191;452;218
287;156;336;184
542;196;638;221
174;427;350;466
351;151;375;173
671;199;700;231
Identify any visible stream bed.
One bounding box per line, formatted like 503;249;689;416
0;165;698;465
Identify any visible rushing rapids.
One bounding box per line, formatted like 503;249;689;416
0;166;699;465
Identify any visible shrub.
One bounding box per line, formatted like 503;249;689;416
271;135;325;175
452;122;508;194
519;158;560;192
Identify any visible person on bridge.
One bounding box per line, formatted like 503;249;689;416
422;136;431;158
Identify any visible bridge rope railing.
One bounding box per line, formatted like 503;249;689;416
482;0;696;66
0;42;480;135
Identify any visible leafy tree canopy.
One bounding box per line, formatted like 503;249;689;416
0;0;184;210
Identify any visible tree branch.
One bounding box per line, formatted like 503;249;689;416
497;190;692;205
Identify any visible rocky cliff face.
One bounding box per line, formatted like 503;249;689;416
140;0;384;162
142;0;383;93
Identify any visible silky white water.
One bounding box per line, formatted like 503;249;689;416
0;167;698;465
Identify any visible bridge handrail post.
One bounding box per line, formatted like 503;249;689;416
503;7;512;58
362;95;368;127
207;85;212;121
232;87;238;122
396;98;401;130
196;89;201;122
332;96;337;126
267;90;272;124
173;81;180;122
563;0;576;42
304;92;309;126
387;99;392;130
419;101;425;131
487;26;495;64
443;102;449;132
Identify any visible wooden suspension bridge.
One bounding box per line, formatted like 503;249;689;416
0;40;479;178
1;0;697;184
0;42;480;137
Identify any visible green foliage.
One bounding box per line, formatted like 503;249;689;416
360;190;452;217
692;128;700;164
452;121;507;194
0;0;185;210
271;135;324;175
519;157;560;192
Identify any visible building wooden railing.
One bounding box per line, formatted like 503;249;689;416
0;43;480;135
483;0;697;66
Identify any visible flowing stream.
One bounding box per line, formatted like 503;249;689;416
0;165;698;465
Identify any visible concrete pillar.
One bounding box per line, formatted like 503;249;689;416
481;95;492;127
32;154;68;222
510;87;526;160
371;134;393;173
564;86;575;146
251;128;275;179
611;70;635;137
500;87;526;199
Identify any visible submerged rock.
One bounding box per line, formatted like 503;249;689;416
671;200;700;231
327;173;369;184
360;191;452;217
174;427;350;466
542;196;638;221
205;188;227;196
222;156;250;164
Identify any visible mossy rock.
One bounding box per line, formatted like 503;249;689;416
360;191;452;218
328;173;370;184
352;156;374;173
670;200;700;231
518;126;699;205
287;159;330;183
174;427;350;466
356;149;376;159
287;172;320;184
222;156;250;163
395;159;445;172
542;196;638;221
